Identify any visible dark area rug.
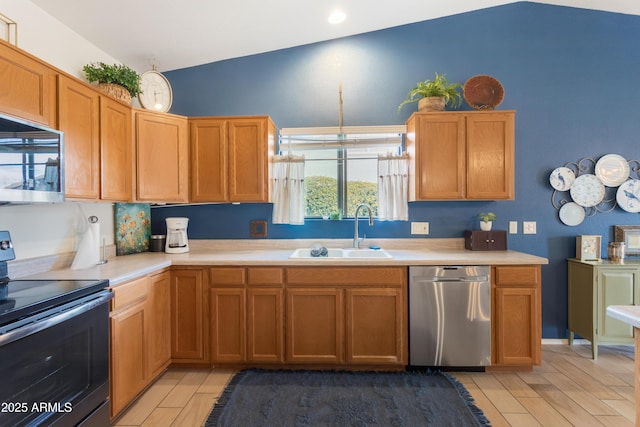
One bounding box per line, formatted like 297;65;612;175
205;369;491;426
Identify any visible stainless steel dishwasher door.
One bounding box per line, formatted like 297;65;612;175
409;266;491;367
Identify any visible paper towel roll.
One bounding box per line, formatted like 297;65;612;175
71;217;100;270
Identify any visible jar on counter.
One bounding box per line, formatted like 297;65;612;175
150;235;166;252
608;241;625;263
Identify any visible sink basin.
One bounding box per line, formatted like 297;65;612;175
344;248;392;258
289;248;392;259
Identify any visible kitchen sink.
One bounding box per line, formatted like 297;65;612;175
289;248;393;259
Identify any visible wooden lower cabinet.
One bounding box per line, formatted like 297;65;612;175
345;288;405;364
110;270;173;418
286;288;344;364
110;300;146;417
109;277;149;418
247;287;284;362
147;271;171;378
209;267;284;364
285;267;407;366
210;287;246;362
171;268;208;364
492;265;542;367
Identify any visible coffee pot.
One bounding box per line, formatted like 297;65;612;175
165;217;189;253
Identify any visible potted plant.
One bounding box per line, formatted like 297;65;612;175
398;72;463;113
477;212;497;231
82;62;141;104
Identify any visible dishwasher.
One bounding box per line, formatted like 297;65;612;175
409;266;491;368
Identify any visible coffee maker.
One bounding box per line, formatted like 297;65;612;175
165;217;190;253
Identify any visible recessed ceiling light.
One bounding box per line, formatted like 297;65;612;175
328;10;346;24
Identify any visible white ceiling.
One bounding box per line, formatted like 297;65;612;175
31;0;640;72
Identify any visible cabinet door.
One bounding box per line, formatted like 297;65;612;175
136;111;189;202
0;42;57;127
210;287;246;362
492;265;541;366
466;112;514;200
598;268;637;341
147;271;171;378
407;113;465;200
190;118;228;202
100;96;132;201
58;75;100;199
170;269;207;362
493;286;540;366
228;117;273;202
247;287;283;363
285;288;343;363
110;301;147;417
345;288;406;365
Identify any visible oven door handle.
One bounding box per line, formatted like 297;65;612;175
0;291;113;346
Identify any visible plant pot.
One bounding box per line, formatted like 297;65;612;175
480;221;493;231
418;96;445;112
97;83;132;104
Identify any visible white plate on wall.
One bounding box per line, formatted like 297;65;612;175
616;179;640;212
559;202;585;226
549;167;575;191
570;174;605;207
595;154;630;187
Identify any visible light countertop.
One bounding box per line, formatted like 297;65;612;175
23;238;548;286
607;305;640;329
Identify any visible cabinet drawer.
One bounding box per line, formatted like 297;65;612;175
111;276;148;311
493;265;540;286
210;267;246;286
248;267;284;286
286;267;406;286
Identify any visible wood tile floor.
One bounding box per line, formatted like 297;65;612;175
113;344;635;426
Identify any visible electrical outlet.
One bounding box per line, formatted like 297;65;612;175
509;221;518;234
523;221;537;234
411;222;429;235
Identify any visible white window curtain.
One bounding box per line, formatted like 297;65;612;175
377;153;409;221
271;154;305;225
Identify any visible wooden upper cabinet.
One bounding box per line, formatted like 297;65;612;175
190;118;228;201
228;117;274;202
100;96;132;201
465;112;515;199
58;75;100;199
0;41;57;127
406;111;515;201
189;116;275;203
136;110;189;202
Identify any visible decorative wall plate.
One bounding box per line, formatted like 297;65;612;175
616;179;640;213
549;167;575;191
570;174;605;207
463;75;504;110
595;154;629;187
559;202;585;226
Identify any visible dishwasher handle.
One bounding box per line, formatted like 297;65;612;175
415;276;489;283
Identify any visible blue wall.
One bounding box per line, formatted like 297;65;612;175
153;2;640;339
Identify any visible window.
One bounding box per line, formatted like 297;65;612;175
279;126;405;218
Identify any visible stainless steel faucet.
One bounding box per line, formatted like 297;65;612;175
353;203;374;248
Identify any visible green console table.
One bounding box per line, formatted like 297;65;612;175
567;258;640;359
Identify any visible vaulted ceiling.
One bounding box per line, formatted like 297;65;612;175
31;0;640;72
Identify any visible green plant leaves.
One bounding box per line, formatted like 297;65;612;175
397;72;462;113
83;62;142;97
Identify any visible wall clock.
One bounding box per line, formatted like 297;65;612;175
138;67;173;113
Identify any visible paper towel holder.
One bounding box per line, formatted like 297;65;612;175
89;216;108;265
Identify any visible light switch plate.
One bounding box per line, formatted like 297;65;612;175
523;221;537;234
411;222;429;235
509;221;518;234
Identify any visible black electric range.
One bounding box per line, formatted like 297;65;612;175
0;278;110;327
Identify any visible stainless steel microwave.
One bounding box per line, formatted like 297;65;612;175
0;113;64;204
